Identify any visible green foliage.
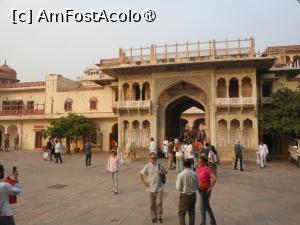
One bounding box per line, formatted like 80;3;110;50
45;113;96;154
258;87;300;136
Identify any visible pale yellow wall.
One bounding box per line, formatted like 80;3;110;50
0;89;46;105
51;86;113;114
45;74;114;115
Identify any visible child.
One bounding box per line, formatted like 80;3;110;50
107;149;121;194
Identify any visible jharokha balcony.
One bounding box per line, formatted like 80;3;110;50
112;100;151;110
216;97;256;107
0;104;45;116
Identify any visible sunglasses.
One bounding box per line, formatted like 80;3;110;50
151;157;157;160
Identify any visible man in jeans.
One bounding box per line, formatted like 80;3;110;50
176;159;199;225
234;141;244;171
140;152;167;224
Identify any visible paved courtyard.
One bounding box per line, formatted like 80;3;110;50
1;150;300;225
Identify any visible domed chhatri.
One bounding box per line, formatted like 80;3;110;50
0;60;18;83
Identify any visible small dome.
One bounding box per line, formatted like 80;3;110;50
0;61;17;79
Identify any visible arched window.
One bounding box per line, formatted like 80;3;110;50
64;98;73;111
241;77;252;97
293;55;300;68
217;78;227;98
122;83;130;101
89;97;98;110
217;119;228;147
142;82;151;100
132;83;140;101
229;78;239;98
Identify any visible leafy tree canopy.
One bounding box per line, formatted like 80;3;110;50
45;113;96;154
257;87;300;136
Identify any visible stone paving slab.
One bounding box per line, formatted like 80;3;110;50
1;150;300;225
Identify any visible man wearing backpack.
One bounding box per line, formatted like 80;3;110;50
233;141;244;171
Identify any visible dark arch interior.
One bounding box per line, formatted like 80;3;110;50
165;96;205;139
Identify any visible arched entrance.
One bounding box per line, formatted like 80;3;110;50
110;123;118;149
7;125;18;149
157;81;208;145
165;96;205;139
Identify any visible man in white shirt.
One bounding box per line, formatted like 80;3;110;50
258;141;269;168
140;152;167;224
0;164;20;225
162;137;169;159
186;141;195;169
176;159;199;225
149;137;156;153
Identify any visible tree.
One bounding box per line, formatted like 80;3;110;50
45;113;96;154
258;87;300;137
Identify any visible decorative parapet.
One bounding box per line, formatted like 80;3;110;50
112;100;151;110
217;97;256;106
100;38;257;68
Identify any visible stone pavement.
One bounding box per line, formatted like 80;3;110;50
1;150;300;225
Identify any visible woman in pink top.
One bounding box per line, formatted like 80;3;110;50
197;156;217;225
107;149;121;194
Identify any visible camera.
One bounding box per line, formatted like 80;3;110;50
12;165;17;174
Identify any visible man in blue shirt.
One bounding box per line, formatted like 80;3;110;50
85;139;93;167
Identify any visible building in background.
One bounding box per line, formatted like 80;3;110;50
0;39;299;161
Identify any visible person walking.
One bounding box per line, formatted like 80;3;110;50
84;139;93;167
140;152;167;224
197;156;217;225
54;139;63;163
149;137;156;153
208;145;219;175
46;138;53;161
0;164;21;225
175;140;184;173
4;134;9;152
162;137;169;159
14;135;19;150
168;140;175;170
233;141;244;171
258;141;269;168
176;159;199;225
186;141;195;170
107;149;121;194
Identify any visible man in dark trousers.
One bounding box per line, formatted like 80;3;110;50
234;141;244;171
85;139;93;167
176;159;199;225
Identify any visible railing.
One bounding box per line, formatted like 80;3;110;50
101;38;256;68
112;101;151;110
217;97;255;106
261;97;273;104
0;104;45;116
0;82;45;88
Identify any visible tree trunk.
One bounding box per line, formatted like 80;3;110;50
66;136;71;154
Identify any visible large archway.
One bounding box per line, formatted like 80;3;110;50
157;81;208;145
165;96;205;139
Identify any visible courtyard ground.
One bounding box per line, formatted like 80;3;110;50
1;150;300;225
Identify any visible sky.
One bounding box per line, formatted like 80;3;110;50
0;0;300;82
